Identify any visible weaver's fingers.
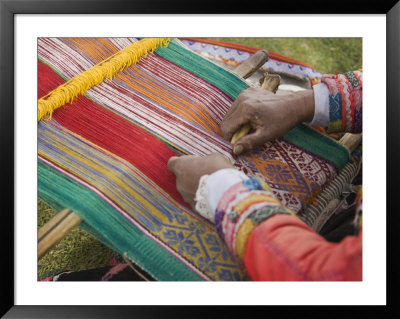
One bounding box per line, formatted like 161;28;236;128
233;130;266;155
220;90;250;141
221;111;251;142
167;156;180;174
168;155;199;174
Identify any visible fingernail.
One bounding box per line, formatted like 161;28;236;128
233;145;243;155
167;156;178;170
168;156;177;163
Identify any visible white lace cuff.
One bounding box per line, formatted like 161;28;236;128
194;174;214;222
194;168;249;223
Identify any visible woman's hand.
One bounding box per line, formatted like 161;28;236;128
167;153;234;210
221;87;315;155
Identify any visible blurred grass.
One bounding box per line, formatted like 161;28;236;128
211;38;362;74
38;37;362;277
38;201;114;279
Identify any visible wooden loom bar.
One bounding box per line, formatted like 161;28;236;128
38;208;73;242
338;133;362;153
38;209;82;260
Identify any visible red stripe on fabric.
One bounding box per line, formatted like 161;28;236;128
38;60;190;208
340;75;354;132
346;77;355;132
353;70;362;87
38;61;66;98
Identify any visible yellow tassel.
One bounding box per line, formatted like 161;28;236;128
38;38;171;121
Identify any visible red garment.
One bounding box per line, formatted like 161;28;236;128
243;214;362;281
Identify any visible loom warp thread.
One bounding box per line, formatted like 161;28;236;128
38;38;171;121
37;37;353;280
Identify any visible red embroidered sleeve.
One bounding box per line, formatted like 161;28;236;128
216;177;362;281
215;177;295;265
243;215;362;281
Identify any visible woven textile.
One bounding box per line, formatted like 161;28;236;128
180;38;322;82
321;71;363;133
38;38;350;281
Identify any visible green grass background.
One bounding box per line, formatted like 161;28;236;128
38;37;362;279
212;38;362;74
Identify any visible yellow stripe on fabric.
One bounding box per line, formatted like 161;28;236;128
37;123;145;211
233;193;280;214
259;179;274;193
38;121;245;280
234;218;257;260
327;120;343;134
38;38;171;121
37;132;157;217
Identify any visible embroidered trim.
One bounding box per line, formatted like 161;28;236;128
194;174;214;222
216;177;296;261
322;72;362;134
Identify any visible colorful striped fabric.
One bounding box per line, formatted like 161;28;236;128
38;38;350;281
321;71;363;134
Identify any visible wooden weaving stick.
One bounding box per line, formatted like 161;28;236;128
233;49;269;79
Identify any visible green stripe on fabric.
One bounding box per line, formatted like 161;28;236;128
283;124;350;171
155;40;249;100
38;160;204;281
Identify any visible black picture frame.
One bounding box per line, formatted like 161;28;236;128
1;0;399;317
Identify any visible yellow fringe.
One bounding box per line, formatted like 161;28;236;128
38;38;171;121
